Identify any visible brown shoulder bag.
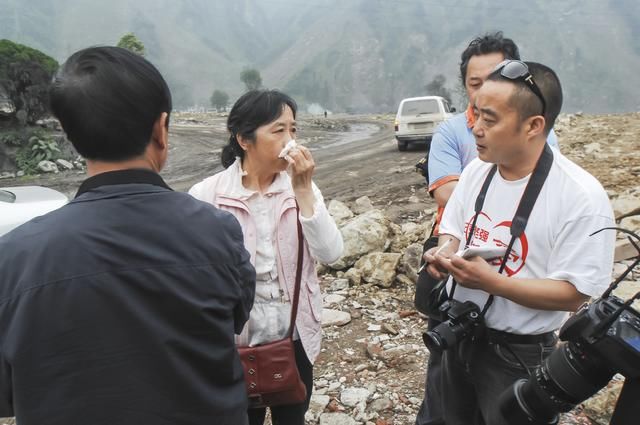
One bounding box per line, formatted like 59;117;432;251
237;216;307;408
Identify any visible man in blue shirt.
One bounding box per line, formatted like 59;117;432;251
428;37;558;235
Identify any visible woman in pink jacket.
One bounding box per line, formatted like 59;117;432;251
189;89;343;425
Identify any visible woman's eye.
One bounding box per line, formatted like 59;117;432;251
291;128;297;133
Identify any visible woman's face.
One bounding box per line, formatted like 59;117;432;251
243;105;296;173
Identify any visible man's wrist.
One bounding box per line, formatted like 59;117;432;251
486;272;509;297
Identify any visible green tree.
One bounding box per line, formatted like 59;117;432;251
117;32;146;56
240;68;262;91
0;39;59;126
210;89;229;111
425;74;452;104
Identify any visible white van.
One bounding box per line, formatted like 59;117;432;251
394;96;455;151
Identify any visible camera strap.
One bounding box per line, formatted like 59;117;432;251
449;143;554;317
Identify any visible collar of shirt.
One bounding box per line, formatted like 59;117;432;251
228;157;290;201
466;104;475;129
75;168;171;198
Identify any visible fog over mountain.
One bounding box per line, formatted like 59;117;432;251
2;0;639;113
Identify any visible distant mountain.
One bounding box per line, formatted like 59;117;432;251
2;0;639;113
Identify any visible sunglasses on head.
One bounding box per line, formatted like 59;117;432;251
494;60;546;116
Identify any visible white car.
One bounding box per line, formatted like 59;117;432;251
0;186;68;236
394;95;455;151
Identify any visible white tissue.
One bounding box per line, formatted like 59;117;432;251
278;139;297;159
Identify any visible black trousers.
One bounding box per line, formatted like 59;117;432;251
439;334;557;425
248;339;313;425
415;234;445;425
415;317;444;425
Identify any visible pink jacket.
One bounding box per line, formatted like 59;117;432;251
189;161;343;363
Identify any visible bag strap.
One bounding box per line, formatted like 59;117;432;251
286;207;304;339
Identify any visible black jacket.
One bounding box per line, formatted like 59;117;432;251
0;169;255;425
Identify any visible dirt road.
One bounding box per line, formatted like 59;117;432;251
164;113;433;218
8;111;639;212
8;113;436;221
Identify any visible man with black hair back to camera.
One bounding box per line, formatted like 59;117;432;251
415;32;559;425
422;61;615;425
0;46;255;425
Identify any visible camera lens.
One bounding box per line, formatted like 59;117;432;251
423;321;460;353
499;342;614;424
499;379;559;425
423;329;446;353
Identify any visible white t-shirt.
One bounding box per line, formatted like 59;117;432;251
440;152;615;334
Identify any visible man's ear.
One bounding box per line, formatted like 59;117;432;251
151;112;169;151
526;115;546;139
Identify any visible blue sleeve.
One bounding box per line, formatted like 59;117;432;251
547;128;559;150
428;119;463;187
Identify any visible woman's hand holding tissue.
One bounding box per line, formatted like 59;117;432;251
278;140;316;217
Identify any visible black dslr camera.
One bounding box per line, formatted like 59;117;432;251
422;298;484;353
499;227;640;425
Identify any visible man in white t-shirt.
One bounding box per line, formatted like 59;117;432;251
423;61;615;425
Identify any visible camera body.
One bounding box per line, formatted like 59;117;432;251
422;298;484;353
560;296;640;378
499;295;640;424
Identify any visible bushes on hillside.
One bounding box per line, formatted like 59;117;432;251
0;39;58;126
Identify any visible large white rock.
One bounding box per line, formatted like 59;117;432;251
329;278;350;291
37;160;58;173
378;344;425;369
319;413;357;425
340;387;371;407
306;394;331;422
344;267;362;285
329;209;390;270
353;195;374;214
323;294;346;307
56;158;74;170
620;216;640;233
390;221;429;252
367;396;393;413
0;172;15;180
402;221;429;239
353;252;401;288
610;191;640;217
612;279;640;310
328;199;354;225
321;309;352;327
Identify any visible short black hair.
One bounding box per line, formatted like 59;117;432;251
487;61;563;135
221;89;297;168
49;46;172;161
460;31;520;85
